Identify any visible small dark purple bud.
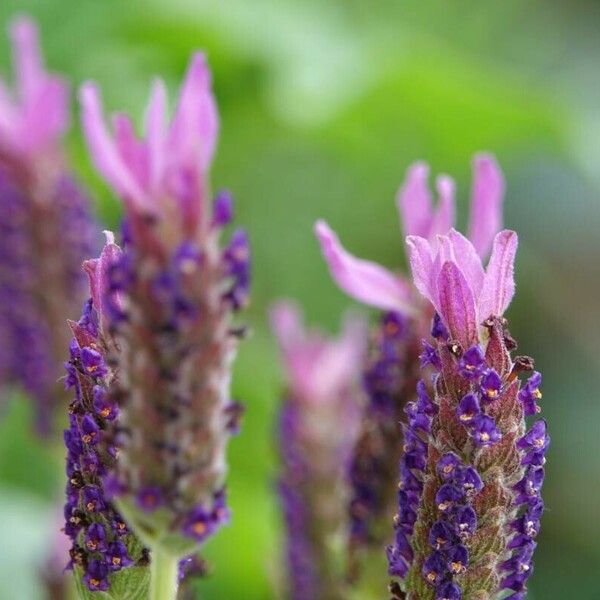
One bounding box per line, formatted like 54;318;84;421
431;313;449;340
456;393;480;424
517;420;549;454
422;551;446;586
83;558;109;591
420;340;441;369
435;580;462;600
135;486;164;512
80;414;100;445
469;414;502;446
82;485;105;513
436;453;461;481
446;544;469;574
458;345;485;379
212;190;234;227
435;484;463;512
387;544;410;578
92;385;118;420
429;520;458;550
417;380;438;416
480;369;502;403
80;347;108;378
84;522;107;552
106;541;134;571
518;371;542;415
456;466;483;495
455;505;477;538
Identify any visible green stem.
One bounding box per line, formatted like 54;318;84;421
150;547;179;600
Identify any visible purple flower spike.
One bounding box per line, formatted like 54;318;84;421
0;16;99;434
75;50;251;564
271;301;366;599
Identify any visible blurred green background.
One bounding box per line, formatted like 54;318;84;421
0;1;599;598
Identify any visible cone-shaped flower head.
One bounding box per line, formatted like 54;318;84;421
387;229;548;600
0;15;98;433
313;155;505;577
271;301;366;600
78;53;249;560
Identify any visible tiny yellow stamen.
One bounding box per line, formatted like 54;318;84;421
486;388;498;399
90;579;100;587
450;561;464;573
192;522;206;536
112;557;121;566
480;432;490;442
533;388;542;399
459;413;473;422
438;501;451;511
426;572;437;583
442;464;454;475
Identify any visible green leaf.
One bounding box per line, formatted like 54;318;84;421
73;565;150;600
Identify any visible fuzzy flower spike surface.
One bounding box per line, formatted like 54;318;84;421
68;52;249;593
386;228;548;600
0;16;98;433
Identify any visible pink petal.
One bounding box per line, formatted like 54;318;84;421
269;300;305;355
437;261;478;348
168;52;218;173
112;112;147;190
79;83;148;210
310;312;367;400
10;16;44;104
479;230;518;321
467;153;505;258
144;78;167;192
18;76;69;153
397;161;433;238
428;174;456;238
447;229;485;296
406;235;436;307
315;220;413;313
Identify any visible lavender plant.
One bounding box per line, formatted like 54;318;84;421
0;16;98;433
271;301;366;600
63;52;250;599
385;229;548;600
314;155;504;582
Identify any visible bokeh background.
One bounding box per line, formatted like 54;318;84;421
0;1;599;598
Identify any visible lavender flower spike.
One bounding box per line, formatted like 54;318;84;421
0;15;98;433
314;155;504;581
79;53;249;599
271;301;366;600
388;229;548;599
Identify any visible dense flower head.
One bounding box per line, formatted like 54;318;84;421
387;312;549;598
78;52;249;558
271;301;366;600
0;16;98;433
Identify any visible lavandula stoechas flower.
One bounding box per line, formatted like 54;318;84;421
79;52;249;581
63;251;146;592
271;301;366;600
0;16;97;433
314;155;504;578
385;229;548;599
